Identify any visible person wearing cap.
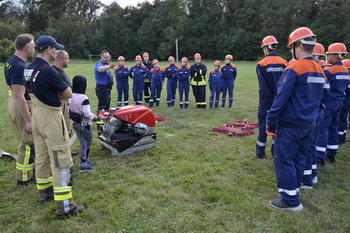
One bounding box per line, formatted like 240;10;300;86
24;35;83;218
301;42;329;188
254;36;287;160
5;33;36;185
149;59;164;107
52;50;72;136
190;53;207;109
266;27;325;211
94;50;115;112
164;56;178;107
221;54;237;108
129;55;150;105
315;43;350;165
338;59;350;144
114;56;129;107
178;57;191;109
208;60;223;108
142;52;153;104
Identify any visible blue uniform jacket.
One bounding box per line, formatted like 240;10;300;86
164;64;178;80
114;65;129;82
129;65;150;84
256;53;288;97
324;62;350;101
178;66;190;82
150;68;164;85
221;64;237;81
209;70;223;87
267;57;326;128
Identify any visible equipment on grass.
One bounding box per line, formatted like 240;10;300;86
212;120;257;137
97;105;156;156
0;148;18;161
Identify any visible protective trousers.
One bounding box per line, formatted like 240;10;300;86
95;84;112;111
256;96;274;157
117;80;129;106
222;79;234;107
150;83;162;106
178;81;189;109
31;96;76;215
274;126;312;207
209;86;221;108
192;85;206;109
315;100;342;161
144;81;151;103
61;100;72;136
133;82;144;105
166;79;177;106
302;109;324;186
7;94;35;183
338;94;350;143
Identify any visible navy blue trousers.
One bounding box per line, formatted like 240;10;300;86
222;79;234;107
95;84;112;111
209;85;221;108
256;96;274;157
116;80;129;105
133;82;144;104
178;81;189;107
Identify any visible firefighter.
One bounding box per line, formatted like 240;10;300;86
266;27;325;211
190;53;207;109
24;35;83;218
5;34;36;185
52;50;72;136
149;59;164;107
142;52;153;103
94;50;115;112
129;55;150;105
255;36;287;160
338;59;350;144
178;57;191;109
221;54;237;108
302;42;329;188
208;60;223;108
164;56;178;107
315;43;349;165
114;56;129;106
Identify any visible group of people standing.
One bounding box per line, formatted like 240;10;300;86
254;27;350;211
93;51;237;110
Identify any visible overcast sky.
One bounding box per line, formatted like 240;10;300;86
101;0;151;8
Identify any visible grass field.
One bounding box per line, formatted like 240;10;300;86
0;60;349;232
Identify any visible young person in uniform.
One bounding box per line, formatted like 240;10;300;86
114;56;129;107
164;56;178;107
266;27;325;211
142;52;153;103
190;53;207;109
149;59;164;107
129;55;150;105
221;54;237;108
208;60;223;108
178;57;191;109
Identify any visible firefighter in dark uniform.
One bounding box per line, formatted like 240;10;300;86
190;53;207;109
5;33;36;185
255;36;287;160
114;56;129;106
164;56;178;107
24;35;83;218
142;52;153;103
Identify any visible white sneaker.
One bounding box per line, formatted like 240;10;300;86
301;184;313;189
312;176;318;184
270;199;303;211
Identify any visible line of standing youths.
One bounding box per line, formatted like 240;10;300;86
111;52;238;109
255;27;350;211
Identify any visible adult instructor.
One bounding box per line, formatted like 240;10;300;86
25;35;83;218
94;50;115;112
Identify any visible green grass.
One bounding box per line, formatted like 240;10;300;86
0;60;350;232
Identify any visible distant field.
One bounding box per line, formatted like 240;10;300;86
0;60;349;232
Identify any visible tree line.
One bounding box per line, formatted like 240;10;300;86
0;0;349;63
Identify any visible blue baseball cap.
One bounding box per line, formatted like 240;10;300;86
35;35;64;50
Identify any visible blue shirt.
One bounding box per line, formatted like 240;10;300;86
129;64;150;83
150;68;164;85
324;62;350;101
164;64;178;80
221;63;237;81
178;66;190;82
25;57;68;107
209;70;223;87
114;65;129;82
94;61;114;86
256;53;288;97
4;55;30;100
267;57;326;128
